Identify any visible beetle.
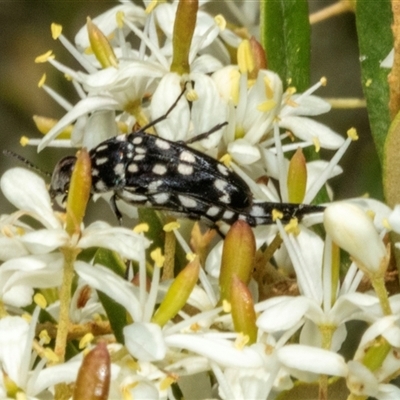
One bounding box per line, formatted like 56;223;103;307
49;104;324;226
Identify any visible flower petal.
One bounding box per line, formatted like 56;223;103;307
38;96;120;151
74;261;142;321
279;116;345;149
124;322;166;361
165;334;265;368
282;94;331;117
79;221;149;261
228;139;261;165
20;229;68;254
257;296;316;332
150;73;191;142
278;345;348;377
1;169;60;229
0;316;29;387
0;237;29;261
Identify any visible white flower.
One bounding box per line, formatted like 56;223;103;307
0;310;81;398
0;168;149;307
150;72;228;149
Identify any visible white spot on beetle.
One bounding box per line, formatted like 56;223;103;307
96;144;108;152
128;163;139;173
148;180;163;191
133;136;143;144
217;164;229;176
134;154;145;161
153;193;170;204
206;206;220;217
152;164;167;175
122;191;147;202
114;163;124;176
223;210;235;220
135;147;146;154
219;193;230;204
155;138;170;150
177;163;193;175
250;205;265;217
95;180;107;191
95;157;109;166
214;179;227;192
180;151;196;163
178;195;197;208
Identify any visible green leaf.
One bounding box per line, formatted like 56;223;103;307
355;0;392;163
94;249;128;344
260;0;310;91
383;111;400;206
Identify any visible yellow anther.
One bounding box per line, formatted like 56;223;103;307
51;23;62;40
222;299;231;312
35;50;54;63
347;127;359;141
39;330;51;345
44;348;59;363
238;40;254;74
79;333;94;349
133;223;149;233
34;293;47;309
38;73;46;88
116;11;125;29
272;209;283;221
20;136;30;147
163;221;180;232
186;252;197;262
214;14;226;30
219;153;232;167
284;218;300;235
150;248;165;268
320;76;327;86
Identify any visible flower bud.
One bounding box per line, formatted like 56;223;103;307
152;257;200;326
65;149;92;236
86;17;118;68
231;275;257;344
73;342;110;400
219;220;255;303
287;147;307;203
324;202;387;275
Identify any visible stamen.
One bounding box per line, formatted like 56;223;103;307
51;23;97;74
304;132;356;203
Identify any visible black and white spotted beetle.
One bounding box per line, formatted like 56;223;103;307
48;87;324;227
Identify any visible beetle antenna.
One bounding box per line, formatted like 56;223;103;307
3;150;52;178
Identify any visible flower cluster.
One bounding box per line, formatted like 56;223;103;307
1;1;400;400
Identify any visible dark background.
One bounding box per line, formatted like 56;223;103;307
0;1;380;221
